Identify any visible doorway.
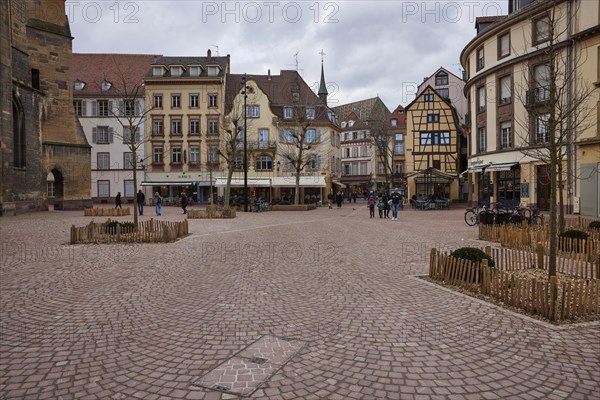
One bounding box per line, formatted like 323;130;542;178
536;165;551;211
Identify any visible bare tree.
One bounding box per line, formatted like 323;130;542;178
367;119;395;191
513;0;595;277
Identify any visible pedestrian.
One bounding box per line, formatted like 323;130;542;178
136;189;145;215
154;192;162;216
382;193;390;218
352;192;357;203
377;197;385;218
180;192;188;214
391;191;401;220
336;191;343;208
115;192;122;209
367;194;376;219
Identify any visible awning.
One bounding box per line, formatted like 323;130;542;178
141;181;194;186
486;162;519;172
415;177;453;184
271;176;326;187
469;165;488;173
332;180;347;188
215;178;272;187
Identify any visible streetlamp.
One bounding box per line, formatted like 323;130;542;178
241;74;248;212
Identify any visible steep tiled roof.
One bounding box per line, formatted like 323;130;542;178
72;53;161;96
332;97;390;122
385;105;407;129
341;111;368;131
225;71;334;124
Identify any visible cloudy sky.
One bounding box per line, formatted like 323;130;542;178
67;0;508;110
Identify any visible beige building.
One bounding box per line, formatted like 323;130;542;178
461;0;600;215
143;51;230;203
405;87;465;201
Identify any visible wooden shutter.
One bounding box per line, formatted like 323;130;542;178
109;127;114;143
81;100;87;116
92;101;97;116
119;100;124;117
92;127;97;143
108;101;114;116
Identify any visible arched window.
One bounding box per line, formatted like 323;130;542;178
12;94;25;168
255;156;272;171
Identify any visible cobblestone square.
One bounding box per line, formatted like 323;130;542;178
1;205;598;399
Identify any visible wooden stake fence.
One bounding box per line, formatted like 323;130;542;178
429;248;600;322
70;219;188;244
84;207;130;216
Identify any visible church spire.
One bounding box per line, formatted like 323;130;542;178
318;49;328;105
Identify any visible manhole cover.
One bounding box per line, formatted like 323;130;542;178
212;384;230;392
249;357;268;365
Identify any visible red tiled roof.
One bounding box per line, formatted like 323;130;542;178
72;53;162;96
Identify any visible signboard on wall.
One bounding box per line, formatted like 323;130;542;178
520;183;529;198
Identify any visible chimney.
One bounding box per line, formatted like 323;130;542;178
207;49;212;60
268;69;271;80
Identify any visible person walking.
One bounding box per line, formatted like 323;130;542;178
391;191;401;220
382;193;390;218
115;192;122;209
136;189;145;215
154;192;162;216
367;194;376;219
180;192;188;214
377;197;385;218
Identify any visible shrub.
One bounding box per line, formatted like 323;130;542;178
120;222;136;231
560;229;589;240
450;247;495;268
559;229;588;253
588;221;600;231
105;220;136;234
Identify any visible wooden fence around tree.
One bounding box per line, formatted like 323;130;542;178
70;219;188;244
187;207;236;219
84;207;130;216
429;248;600;322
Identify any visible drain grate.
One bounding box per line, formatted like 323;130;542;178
249;357;268;365
212;384;230;392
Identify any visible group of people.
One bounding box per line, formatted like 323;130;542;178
367;190;403;220
115;191;188;216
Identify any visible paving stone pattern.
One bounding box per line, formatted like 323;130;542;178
0;205;598;399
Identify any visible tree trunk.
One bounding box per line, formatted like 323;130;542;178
224;165;234;207
294;167;301;205
132;148;138;226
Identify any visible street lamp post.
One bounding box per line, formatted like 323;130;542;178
242;73;248;212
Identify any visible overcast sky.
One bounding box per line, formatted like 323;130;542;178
67;0;508;110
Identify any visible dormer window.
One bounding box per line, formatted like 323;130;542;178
152;67;163;77
341;121;347;128
101;80;111;91
207;66;219;77
348;120;355;127
283;107;293;120
74;80;86;90
189;66;201;77
170;67;182;77
435;72;448;86
390;119;398;127
306;108;315;120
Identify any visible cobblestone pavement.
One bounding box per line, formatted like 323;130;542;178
1;204;598;399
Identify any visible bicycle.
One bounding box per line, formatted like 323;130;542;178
507;206;543;225
464;203;489;226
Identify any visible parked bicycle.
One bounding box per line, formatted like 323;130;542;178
508;206;543;225
464;202;490;226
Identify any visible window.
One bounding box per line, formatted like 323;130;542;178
189;66;201;77
124;180;134;197
190;94;199;108
360;162;368;175
478;127;486;153
306;108;315;120
343;164;351;175
152;119;164;135
101;80;111;91
255;156;273;171
352;132;358;140
306;129;316;143
424;94;434;102
500;121;513;149
307;155;319;170
236;131;245;149
439;132;450;145
420;133;432;145
435;72;448;86
97;180;110;197
190;118;200;135
427;114;440;123
170;67;181;77
171;147;182;164
378;162;385;175
124;100;135;117
97;152;110;170
478;86;486;112
361;146;368;157
93;126;112;143
476;47;485;70
352;147;358;158
343;148;350;158
207;66;219;76
533;15;551;45
73;100;83;116
153;94;163;109
535;113;550;143
171;118;182;135
171;94;181;109
284;107;293;119
208;146;219;163
394;143;403;154
533;63;550;102
499;75;512;105
395;133;403;141
74;80;85;90
98;100;110;116
246;105;260;118
341;121;347;128
122;127;140;144
208;118;219;135
234;156;243;170
498;32;510;58
284;129;294;143
208;93;217;108
152;67;163;77
123;152;133;169
390;119;397;127
153;146;164;164
47;180;55;197
259;129;269;148
394;163;403;174
189;145;200;164
437;88;449;99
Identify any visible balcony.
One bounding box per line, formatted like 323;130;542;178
249;141;277;151
526;87;550;106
